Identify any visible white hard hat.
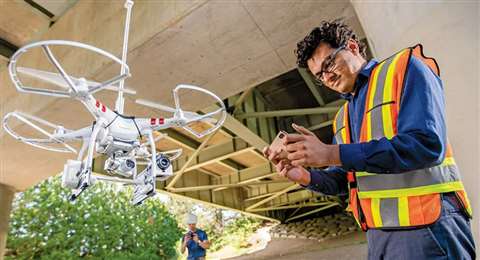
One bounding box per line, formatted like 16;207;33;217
186;213;197;224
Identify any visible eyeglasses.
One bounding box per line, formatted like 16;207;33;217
313;45;346;85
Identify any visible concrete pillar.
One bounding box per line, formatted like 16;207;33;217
351;1;479;253
0;183;15;260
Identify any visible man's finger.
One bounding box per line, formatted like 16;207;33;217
283;133;305;145
262;146;270;157
268;149;280;162
285;142;304;153
292;123;315;136
287;151;305;161
291;158;306;167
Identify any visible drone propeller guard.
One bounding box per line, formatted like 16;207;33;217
8;40;130;98
2;111;78;153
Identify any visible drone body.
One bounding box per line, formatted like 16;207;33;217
2;0;226;205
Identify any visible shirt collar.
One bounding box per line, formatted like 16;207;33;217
340;59;378;100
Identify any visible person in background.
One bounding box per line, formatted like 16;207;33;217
180;213;210;260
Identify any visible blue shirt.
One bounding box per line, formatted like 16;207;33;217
306;57;447;196
183;229;208;259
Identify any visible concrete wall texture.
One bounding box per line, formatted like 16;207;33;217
352;1;479;253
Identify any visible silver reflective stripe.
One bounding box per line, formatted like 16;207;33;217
334;106;345;144
357;164;460;192
379;198;399;227
370;105;384;140
368;57;394;140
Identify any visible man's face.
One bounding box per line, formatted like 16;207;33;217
307;41;364;94
188;223;196;231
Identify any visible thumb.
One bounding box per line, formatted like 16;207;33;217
292;123;314;136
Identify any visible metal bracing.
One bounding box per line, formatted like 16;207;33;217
285;202;340;222
247;202;332;212
157;189;280;223
245;184;300;211
167;180;290;193
308;120;333;131
166;130;216;189
298;68;325;106
236;106;340;119
203;105;268;150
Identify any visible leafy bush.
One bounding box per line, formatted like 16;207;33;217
208;217;262;251
7;176;181;259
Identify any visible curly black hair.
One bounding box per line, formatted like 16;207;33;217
295;19;366;68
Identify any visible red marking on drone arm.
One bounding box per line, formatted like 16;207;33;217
101;105;106;112
150;118;156;125
96;100;100;108
158;118;164;124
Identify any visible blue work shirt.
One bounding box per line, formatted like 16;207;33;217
306;56;447;196
183;229;208;259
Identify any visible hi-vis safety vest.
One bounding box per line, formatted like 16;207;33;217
333;44;472;230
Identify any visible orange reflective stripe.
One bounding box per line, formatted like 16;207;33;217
359;198;375;227
382;51;404;139
392;49;410;117
407;195;424;226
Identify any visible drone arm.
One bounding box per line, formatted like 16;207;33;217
84;119;105;184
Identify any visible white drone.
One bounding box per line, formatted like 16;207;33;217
2;0;226;205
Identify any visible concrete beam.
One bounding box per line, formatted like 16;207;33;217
0;183;15;260
0;1;51;47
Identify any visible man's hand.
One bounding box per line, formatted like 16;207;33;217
263;147;311;186
275;160;311;186
183;234;191;244
284;124;341;168
192;233;200;243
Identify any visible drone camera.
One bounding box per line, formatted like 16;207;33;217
156;154;171;171
104;156;136;177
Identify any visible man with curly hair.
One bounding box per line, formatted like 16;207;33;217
263;20;475;259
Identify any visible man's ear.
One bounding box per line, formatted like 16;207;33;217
346;39;360;56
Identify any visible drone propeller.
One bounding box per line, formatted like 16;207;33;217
17;67;136;95
135;99;217;124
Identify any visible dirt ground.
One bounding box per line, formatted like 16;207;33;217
227;231;368;260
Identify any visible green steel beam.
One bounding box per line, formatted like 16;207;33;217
285;203;340;222
298;68;325;106
247;202;332;212
168;180;291;193
308;120;333;131
236;106;340;119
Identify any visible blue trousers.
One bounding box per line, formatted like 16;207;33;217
367;193;476;260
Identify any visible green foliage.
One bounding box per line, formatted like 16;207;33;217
7;176;182;259
208;217;262;251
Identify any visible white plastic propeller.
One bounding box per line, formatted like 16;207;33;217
2;111;77;153
17;67;136;95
